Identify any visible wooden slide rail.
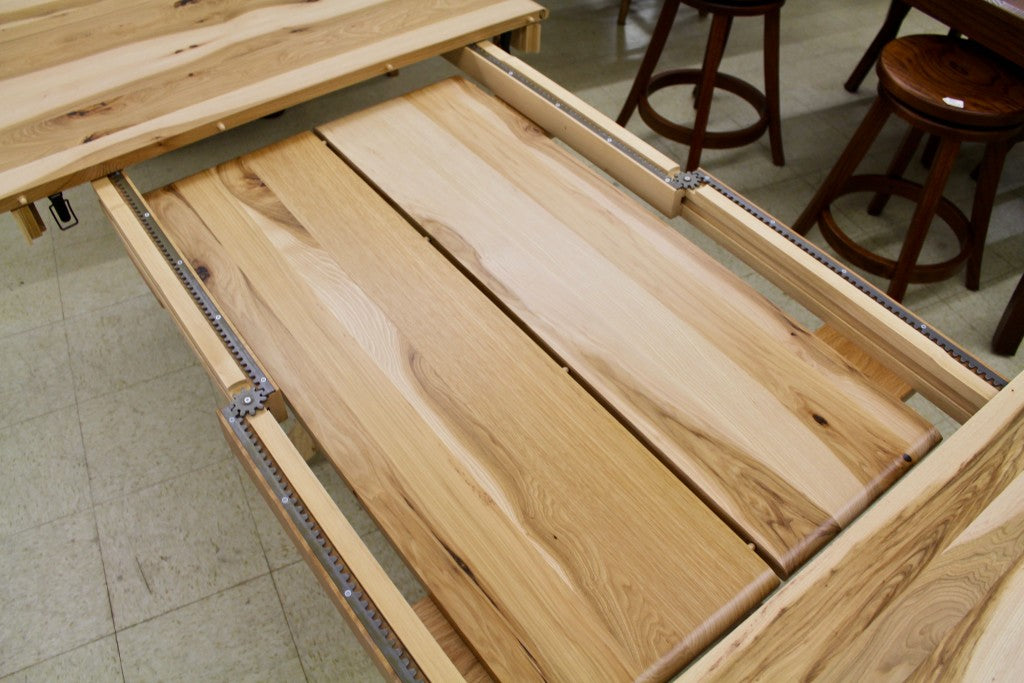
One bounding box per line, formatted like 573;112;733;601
447;41;685;217
679;182;999;423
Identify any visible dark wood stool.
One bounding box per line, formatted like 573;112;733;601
794;35;1024;302
617;0;785;171
993;273;1024;356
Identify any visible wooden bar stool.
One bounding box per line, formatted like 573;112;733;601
794;35;1024;302
617;0;785;171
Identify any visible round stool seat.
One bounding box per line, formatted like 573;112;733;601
878;35;1024;130
684;0;783;15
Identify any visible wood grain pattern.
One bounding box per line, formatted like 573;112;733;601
143;132;777;681
413;597;493;683
682;370;1024;681
680;178;1001;422
0;0;546;212
878;34;1024;129
319;77;941;576
814;324;914;401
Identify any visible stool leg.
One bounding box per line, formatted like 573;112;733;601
764;7;785;166
867;125;925;216
686;12;734;171
965;141;1010;290
793;98;891;235
887;137;960;301
617;0;682;126
845;0;911;93
992;272;1024;356
920;133;940;169
618;0;631;25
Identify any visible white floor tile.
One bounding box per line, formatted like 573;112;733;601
116;576;303;683
0;407;90;538
95;461;267;630
0;511;113;677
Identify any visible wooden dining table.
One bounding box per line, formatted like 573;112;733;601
6;2;1024;680
909;0;1024;66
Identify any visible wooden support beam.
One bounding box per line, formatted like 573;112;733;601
12;204;45;242
814;324;914;402
413;597;493;682
230;411;464;682
509;19;542;52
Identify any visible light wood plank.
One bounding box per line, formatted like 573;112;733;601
413;597;493;683
144;132;777;681
815;324;914;402
680;179;1001;421
682;370;1024;681
319;77;941;576
0;0;546;212
11;204;45;242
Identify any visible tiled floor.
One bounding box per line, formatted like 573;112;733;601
1;1;1021;680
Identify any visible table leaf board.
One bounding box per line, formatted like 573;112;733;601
321;76;941;577
128;126;779;682
0;0;546;213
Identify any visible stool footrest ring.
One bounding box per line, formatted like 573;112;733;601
638;69;769;149
818;173;971;284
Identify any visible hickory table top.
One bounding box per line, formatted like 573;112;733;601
0;0;545;213
129;75;951;678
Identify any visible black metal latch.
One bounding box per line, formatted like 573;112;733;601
47;192;78;230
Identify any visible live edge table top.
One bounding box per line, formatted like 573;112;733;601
0;0;545;213
138;76;942;678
